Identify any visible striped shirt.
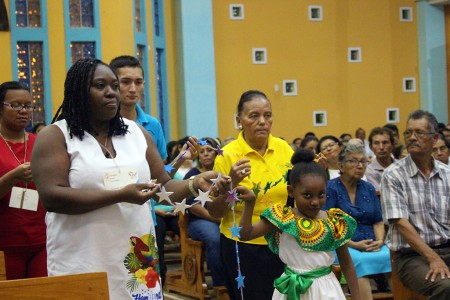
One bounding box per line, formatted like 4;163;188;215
380;155;450;251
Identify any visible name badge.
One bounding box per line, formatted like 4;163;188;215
104;168;139;190
9;187;39;211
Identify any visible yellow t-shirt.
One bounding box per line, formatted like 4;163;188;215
213;132;294;244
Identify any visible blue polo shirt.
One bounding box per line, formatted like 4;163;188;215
135;104;168;160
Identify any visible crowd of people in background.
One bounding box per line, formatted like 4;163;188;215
2;57;450;300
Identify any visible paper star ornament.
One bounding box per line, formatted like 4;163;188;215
215;146;224;156
164;164;175;173
173;199;192;215
156;186;174;205
195;189;212;207
226;188;239;206
229;222;242;238
198;139;208;146
236;271;245;289
210;173;222;186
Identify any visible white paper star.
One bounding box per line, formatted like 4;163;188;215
210;173;222;186
195;189;212;207
173;199;192;215
156;186;174;205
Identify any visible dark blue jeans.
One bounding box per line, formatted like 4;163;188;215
188;218;225;286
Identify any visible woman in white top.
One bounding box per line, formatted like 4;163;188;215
31;58;216;300
317;135;342;180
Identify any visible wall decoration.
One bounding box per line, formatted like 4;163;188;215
348;47;362;63
313;111;327;126
400;7;413;22
403;77;416;92
283;80;297;96
308;5;323;21
252;48;267;64
387;108;400;123
230;4;244;20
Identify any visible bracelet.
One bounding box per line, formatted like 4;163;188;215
189;176;199;197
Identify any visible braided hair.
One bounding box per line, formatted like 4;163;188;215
52;58;128;139
286;149;328;207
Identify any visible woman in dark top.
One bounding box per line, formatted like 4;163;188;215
184;137;225;287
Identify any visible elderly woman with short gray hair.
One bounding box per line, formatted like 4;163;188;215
323;143;391;300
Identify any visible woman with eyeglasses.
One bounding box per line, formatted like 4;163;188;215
0;81;47;279
323;143;391;300
432;134;450;165
317;135;342;179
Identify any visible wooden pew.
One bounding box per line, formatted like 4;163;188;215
165;212;211;299
0;272;109;299
0;252;5;281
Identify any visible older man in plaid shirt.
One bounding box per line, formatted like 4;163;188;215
381;110;450;299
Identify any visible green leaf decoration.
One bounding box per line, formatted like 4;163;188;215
126;274;139;293
124;253;142;272
252;182;261;197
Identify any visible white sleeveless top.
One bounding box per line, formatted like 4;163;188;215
47;119;162;300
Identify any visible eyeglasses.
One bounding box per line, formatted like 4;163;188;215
345;159;368;167
402;130;435;139
320;142;338;152
2;102;36;112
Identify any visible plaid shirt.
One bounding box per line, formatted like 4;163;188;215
380;155;450;251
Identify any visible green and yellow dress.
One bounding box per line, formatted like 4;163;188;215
260;204;356;300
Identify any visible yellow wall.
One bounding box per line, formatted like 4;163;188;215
0;1;12;84
212;0;420;142
47;0;66;116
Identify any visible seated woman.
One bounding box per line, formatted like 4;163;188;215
184;137;225;287
432;134;450;165
300;135;319;154
317;135;342;179
323;143;391;300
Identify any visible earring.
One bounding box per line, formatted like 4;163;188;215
239;125;243;130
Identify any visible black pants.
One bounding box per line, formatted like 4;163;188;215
220;234;284;300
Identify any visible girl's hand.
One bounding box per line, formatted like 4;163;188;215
229;159;251;187
236;185;256;205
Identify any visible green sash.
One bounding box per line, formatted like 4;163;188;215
273;265;332;299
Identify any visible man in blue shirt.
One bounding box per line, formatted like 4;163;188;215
110;55;167;160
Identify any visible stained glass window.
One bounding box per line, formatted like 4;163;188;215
15;0;41;27
155;48;165;130
16;42;45;124
136;45;146;110
135;0;142;32
153;0;160;36
69;0;94;28
70;42;95;64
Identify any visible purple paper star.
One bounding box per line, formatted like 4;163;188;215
198;139;208;146
215;146;224;156
225;188;239;206
235;271;245;289
164;164;175;173
229;222;242;238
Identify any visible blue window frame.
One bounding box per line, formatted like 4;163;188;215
133;0;151;114
64;0;101;70
10;0;51;125
151;0;169;138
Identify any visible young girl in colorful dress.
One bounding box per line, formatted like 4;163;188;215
238;149;361;300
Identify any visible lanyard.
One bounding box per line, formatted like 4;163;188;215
0;131;27;165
